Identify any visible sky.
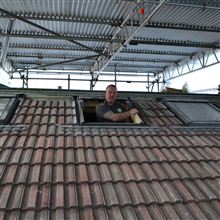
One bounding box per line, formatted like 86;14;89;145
3;61;219;94
5;70;158;92
163;63;220;94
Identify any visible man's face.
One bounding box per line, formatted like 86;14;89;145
105;86;117;105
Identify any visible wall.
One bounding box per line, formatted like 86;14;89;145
0;68;9;87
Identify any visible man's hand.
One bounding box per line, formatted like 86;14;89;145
129;108;139;116
129;108;143;124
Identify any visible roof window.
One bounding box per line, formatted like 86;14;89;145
0;95;20;125
164;100;220;126
75;97;144;126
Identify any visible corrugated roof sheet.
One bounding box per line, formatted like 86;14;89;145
1;0;219;74
153;4;220;26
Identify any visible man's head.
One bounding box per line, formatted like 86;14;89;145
105;84;117;105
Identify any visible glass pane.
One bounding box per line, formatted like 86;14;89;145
0;98;11;118
172;102;220;122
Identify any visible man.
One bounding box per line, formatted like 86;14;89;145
96;84;139;122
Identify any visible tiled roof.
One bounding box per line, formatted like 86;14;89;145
132;99;183;126
0;96;220;219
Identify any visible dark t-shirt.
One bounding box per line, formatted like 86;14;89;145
96;101;127;122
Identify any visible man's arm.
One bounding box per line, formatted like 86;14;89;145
104;108;138;122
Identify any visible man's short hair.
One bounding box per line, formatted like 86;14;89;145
106;84;117;90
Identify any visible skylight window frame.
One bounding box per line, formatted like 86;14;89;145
0;95;20;125
163;99;220;127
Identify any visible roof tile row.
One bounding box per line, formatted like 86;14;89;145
1;203;220;220
1;180;220;208
1;142;220;164
1;128;220;147
1;161;219;184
